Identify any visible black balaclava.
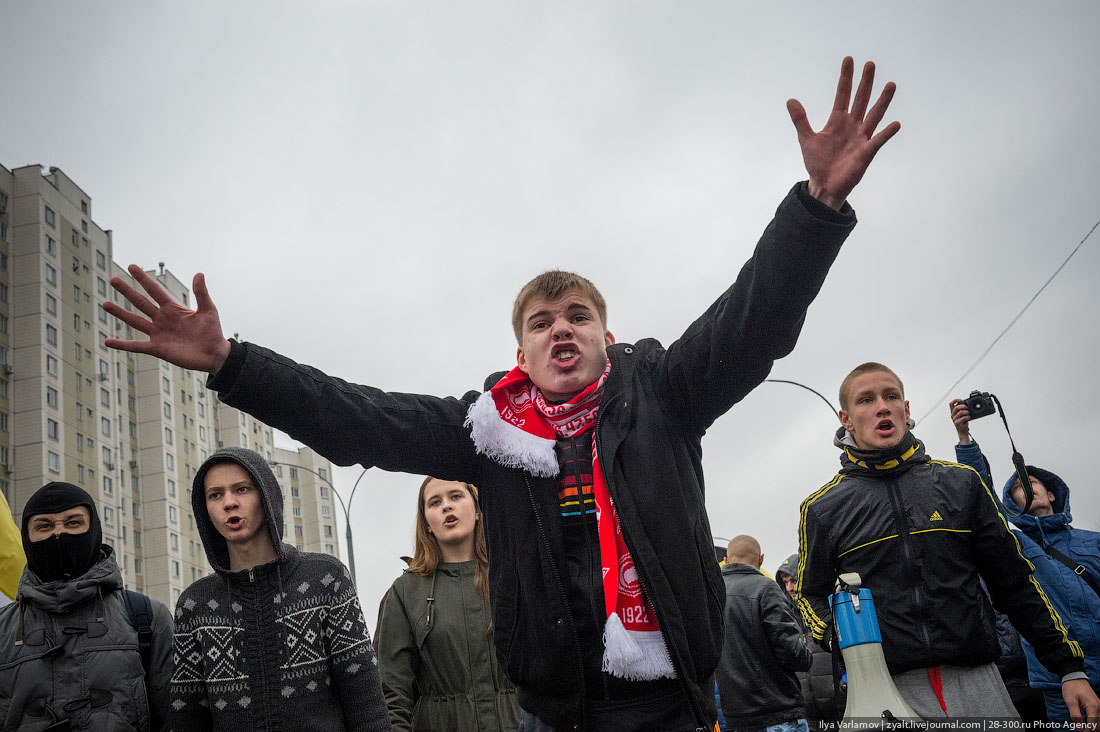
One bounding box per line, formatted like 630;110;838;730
20;482;103;583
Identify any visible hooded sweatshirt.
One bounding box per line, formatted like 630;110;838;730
1000;466;1100;691
169;447;390;731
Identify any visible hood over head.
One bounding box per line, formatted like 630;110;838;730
20;481;103;583
1001;465;1071;533
775;553;799;586
192;447;285;573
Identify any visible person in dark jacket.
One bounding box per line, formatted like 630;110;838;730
104;58;901;731
950;398;1100;723
377;477;519;731
798;363;1098;723
169;448;390;732
0;481;173;731
775;553;844;728
716;536;811;732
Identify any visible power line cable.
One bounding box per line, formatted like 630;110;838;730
916;218;1100;426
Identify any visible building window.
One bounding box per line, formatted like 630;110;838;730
163;402;172;419
169;506;178;524
95;250;106;269
135;558;143;574
77;433;84;451
46;324;58;345
103;476;113;494
291;485;299;498
46;294;57;315
100;388;110;407
47;418;59;440
47;451;60;472
170;533;179;551
0;315;6;334
104;507;114;525
289;468;298;479
47;236;58;255
46;386;59;408
320;486;329;498
167;479;176;497
0;223;6;242
45;264;57;285
324;524;333;538
97;277;107;297
0;284;7;302
44;206;56;227
324;544;335;555
171;560;180;578
46;355;58;376
322;505;331;518
166;453;175;470
72;230;79;247
0;379;8;399
0;413;7;432
165;427;173;445
294;525;303;538
100;417;111;436
293;506;301;518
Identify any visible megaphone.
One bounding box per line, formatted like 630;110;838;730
830;572;920;724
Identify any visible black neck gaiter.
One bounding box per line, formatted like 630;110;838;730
842;430;923;474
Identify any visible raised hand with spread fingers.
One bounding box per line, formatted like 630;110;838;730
788;56;901;210
103;264;232;375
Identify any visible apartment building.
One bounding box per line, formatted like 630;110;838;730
0;162;340;608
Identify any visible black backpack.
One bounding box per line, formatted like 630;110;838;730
122;589;154;673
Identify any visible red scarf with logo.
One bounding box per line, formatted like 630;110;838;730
466;361;676;680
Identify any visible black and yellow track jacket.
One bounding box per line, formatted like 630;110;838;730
796;436;1083;678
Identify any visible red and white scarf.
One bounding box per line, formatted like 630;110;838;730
465;361;676;680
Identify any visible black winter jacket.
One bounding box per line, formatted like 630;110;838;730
797;439;1084;678
715;563;811;728
208;182;856;729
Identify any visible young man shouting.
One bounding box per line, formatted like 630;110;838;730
107;58;898;731
797;363;1099;724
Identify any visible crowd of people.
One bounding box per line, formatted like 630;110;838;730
1;56;1097;731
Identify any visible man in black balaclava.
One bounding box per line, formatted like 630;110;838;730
0;481;173;731
21;481;103;582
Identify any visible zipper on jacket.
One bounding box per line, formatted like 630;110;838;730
886;479;933;655
524;473;588;728
594;409;709;731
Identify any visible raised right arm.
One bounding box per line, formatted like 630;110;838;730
104;266;480;481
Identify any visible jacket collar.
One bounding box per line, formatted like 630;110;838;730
18;546;122;612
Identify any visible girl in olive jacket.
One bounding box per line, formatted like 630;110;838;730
377;478;518;732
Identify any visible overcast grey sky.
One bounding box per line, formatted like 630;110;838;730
5;2;1099;615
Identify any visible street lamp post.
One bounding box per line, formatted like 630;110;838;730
268;460;368;587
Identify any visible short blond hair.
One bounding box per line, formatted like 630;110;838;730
838;362;904;411
511;270;607;344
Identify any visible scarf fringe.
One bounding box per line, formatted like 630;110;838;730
465;391;559;477
600;611;677;681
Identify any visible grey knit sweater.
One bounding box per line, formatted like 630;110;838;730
169;447;390;731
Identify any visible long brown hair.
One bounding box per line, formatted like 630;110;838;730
406;477;490;607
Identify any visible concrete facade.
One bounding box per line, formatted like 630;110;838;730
0;162;340;608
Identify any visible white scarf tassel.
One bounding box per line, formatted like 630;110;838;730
600;611;677;681
465;391;559;478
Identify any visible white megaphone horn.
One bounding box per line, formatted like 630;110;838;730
830;572;921;726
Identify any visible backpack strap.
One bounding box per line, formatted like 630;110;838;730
1041;542;1100;600
122;589;154;674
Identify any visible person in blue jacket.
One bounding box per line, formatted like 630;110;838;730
950;398;1100;723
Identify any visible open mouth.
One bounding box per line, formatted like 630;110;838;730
552;344;578;366
443;516;458;527
876;419;895;434
226;516;243;529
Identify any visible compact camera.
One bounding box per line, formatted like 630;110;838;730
963;390;997;420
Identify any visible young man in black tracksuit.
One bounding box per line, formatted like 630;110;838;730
798;362;1099;724
104;59;900;731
